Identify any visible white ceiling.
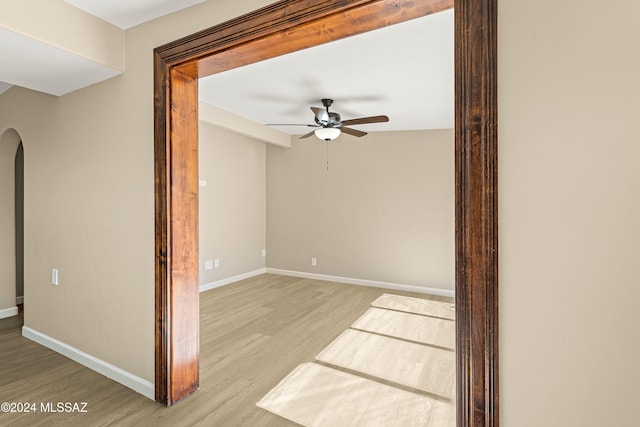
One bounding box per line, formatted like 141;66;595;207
64;0;207;29
199;9;454;134
0;0;206;96
1;1;453;133
0;27;121;97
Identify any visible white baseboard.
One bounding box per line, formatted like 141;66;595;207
16;296;24;305
200;268;267;293
22;326;154;400
266;268;455;298
0;306;19;319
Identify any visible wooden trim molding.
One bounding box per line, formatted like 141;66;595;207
154;0;498;424
455;0;499;425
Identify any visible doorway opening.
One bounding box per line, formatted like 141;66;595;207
195;12;456;416
154;1;497;424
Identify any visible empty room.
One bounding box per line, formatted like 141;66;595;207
1;1;639;427
194;7;456;423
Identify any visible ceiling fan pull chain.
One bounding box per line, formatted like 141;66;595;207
326;140;329;171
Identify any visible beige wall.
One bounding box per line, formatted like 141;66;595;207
0;128;22;311
199;121;266;285
0;0;272;383
499;0;640;425
267;129;454;291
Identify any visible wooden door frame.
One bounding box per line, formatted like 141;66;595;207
154;0;498;424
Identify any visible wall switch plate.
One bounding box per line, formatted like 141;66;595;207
214;258;220;269
262;249;266;258
51;269;59;286
205;260;213;270
311;257;317;266
199;180;207;187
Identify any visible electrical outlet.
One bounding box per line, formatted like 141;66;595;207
51;269;59;286
311;257;317;266
262;249;266;258
214;258;220;269
205;260;213;270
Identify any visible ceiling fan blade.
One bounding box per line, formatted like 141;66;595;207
340;115;389;126
341;127;367;137
299;130;317;139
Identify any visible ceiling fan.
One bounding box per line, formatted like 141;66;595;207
268;98;389;141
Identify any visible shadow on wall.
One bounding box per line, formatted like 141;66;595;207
0;128;23;317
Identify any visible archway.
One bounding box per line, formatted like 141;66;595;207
0;128;23;319
15;142;24;310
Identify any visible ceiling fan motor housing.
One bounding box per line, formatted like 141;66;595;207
315;99;340;127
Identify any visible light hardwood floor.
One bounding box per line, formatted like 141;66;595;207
316;329;455;398
256;363;455;426
0;274;453;426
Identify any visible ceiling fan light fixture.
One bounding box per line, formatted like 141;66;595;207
314;127;341;141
